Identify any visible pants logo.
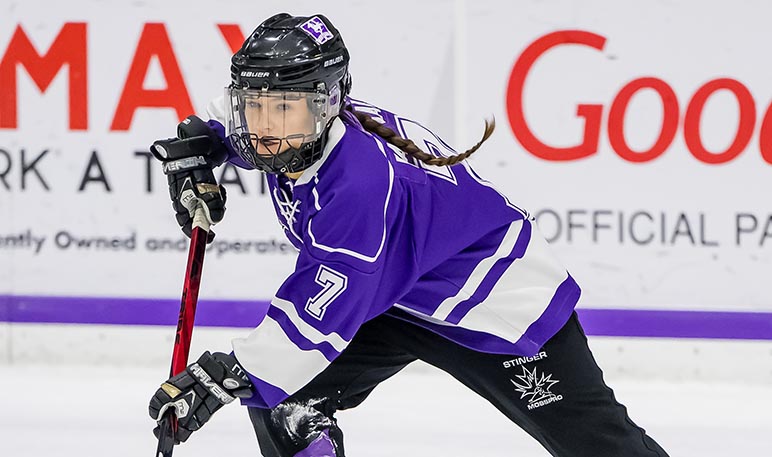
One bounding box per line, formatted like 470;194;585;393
510;366;564;410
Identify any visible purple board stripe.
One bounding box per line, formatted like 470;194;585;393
1;295;771;340
576;308;772;340
0;295;269;328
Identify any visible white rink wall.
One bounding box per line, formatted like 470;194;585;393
1;0;771;379
2;323;772;387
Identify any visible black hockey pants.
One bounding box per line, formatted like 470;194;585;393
248;311;669;457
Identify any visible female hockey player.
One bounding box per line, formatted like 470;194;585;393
148;13;669;457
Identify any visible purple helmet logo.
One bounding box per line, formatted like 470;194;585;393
300;16;334;45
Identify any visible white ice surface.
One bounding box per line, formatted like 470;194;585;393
1;361;770;457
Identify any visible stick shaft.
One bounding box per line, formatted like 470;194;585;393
155;210;210;457
170;224;208;376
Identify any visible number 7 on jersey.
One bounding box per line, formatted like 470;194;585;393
305;265;348;320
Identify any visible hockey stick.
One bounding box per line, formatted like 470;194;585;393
155;205;211;457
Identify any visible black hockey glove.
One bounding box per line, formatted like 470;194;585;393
150;115;229;243
148;351;253;444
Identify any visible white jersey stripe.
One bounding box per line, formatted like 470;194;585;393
232;315;332;397
431;219;524;320
271;297;349;352
456;222;569;340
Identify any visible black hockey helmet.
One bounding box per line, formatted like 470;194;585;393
225;13;352;174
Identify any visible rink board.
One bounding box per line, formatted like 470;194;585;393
2;0;771;371
3;294;771;382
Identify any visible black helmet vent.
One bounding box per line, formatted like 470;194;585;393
277;63;318;81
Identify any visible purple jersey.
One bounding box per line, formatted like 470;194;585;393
206;97;580;408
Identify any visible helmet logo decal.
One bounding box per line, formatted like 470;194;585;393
329;84;340;107
241;71;270;78
300;17;334;44
323;55;344;68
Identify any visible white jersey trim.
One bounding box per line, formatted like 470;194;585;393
311;178;322;211
205;95;228;125
271;186;304;245
431;219;524;320
307;135;394;263
271;297;349;352
232;314;332;397
456;222;569;337
296;118;346;186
